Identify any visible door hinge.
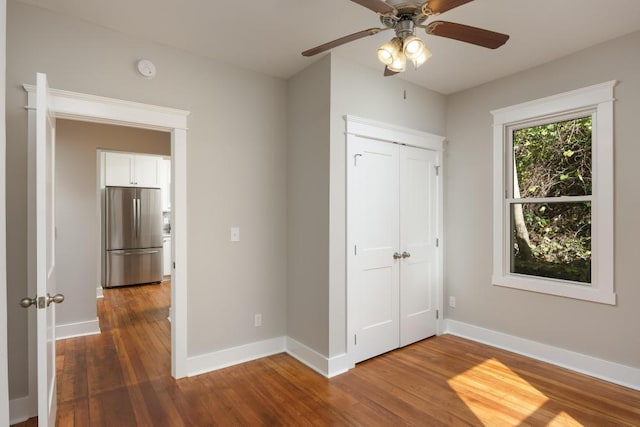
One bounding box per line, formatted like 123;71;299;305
435;165;440;176
436;238;439;248
354;334;357;345
436;309;439;319
172;262;175;269
354;245;357;256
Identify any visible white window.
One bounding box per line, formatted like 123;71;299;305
491;82;616;305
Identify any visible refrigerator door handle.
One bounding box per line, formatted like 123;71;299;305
138;198;142;237
112;249;160;255
132;198;137;241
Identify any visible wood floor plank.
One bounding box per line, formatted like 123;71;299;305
12;281;640;426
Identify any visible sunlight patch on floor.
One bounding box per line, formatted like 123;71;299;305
447;358;582;426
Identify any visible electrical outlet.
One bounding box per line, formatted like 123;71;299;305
254;313;262;327
230;227;240;242
449;296;456;308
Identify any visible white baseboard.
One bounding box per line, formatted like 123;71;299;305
187;336;286;377
186;336;354;379
96;286;104;299
56;319;101;340
10;394;34;425
444;319;640;391
285;337;353;378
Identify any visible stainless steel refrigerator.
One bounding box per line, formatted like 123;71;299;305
104;186;163;287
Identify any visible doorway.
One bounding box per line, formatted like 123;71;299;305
24;82;189;419
54;121;171;339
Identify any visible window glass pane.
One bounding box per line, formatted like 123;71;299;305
511;202;591;283
512;117;592;198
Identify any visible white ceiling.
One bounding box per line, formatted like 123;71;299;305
15;0;640;94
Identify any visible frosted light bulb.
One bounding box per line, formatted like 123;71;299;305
403;36;424;60
377;47;393;65
387;51;406;72
377;38;402;66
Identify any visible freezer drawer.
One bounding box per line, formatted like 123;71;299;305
105;248;163;287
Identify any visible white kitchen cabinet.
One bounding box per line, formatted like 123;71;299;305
163;236;172;277
104;152;133;187
134;155;159;187
157;158;171;211
104;152;160;188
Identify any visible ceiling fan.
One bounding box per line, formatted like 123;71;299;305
302;0;509;76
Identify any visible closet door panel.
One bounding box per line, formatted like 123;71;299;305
348;135;400;364
399;146;439;346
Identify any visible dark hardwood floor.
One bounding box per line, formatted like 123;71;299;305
14;282;640;426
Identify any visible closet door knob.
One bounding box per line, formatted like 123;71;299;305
393;252;402;260
402;251;411;259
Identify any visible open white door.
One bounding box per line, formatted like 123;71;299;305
22;72;61;426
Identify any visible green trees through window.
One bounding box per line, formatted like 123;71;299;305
511;117;592;283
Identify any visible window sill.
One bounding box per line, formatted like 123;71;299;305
492;274;616;305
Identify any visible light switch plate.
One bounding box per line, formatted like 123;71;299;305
230;227;240;242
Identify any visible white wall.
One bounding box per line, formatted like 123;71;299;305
55;120;170;327
6;1;288;400
445;30;640;368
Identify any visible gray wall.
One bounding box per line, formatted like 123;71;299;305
7;1;287;399
445;30;640;368
285;55;447;359
329;55;447;356
55;120;170;327
328;55;446;357
286;56;331;354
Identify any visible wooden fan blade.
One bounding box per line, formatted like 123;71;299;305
426;21;509;49
424;0;474;14
350;0;396;14
384;66;399;77
302;28;384;57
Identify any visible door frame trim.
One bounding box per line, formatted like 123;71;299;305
23;84;190;415
0;1;8;424
345;115;445;366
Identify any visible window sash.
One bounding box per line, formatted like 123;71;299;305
506;195;592;204
506;111;595;200
506;200;592;285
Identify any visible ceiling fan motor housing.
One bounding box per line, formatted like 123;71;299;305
394;19;416;38
379;1;429;30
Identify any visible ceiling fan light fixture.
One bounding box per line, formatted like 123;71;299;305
387;51;406;73
411;45;432;68
403;35;424;60
377;37;402;66
377;47;393;65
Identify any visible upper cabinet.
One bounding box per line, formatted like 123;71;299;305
104;152;160;188
157;158;171;211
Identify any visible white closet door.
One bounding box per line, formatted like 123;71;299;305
399;146;439;346
348;135;400;364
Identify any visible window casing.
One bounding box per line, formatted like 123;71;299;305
492;82;616;305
